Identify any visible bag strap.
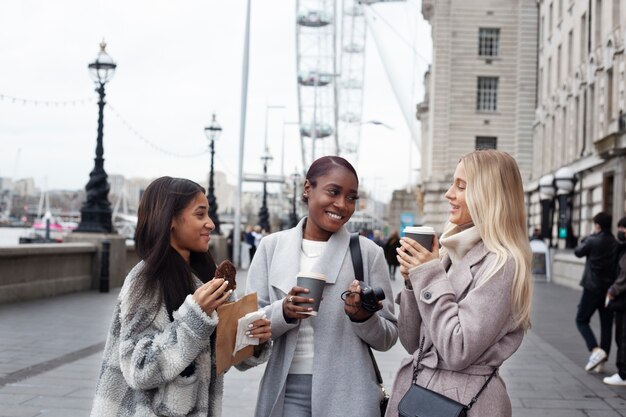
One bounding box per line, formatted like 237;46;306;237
349;233;383;386
411;336;498;409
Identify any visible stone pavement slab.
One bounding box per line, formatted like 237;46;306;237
0;269;625;416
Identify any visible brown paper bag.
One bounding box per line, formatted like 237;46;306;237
215;292;259;375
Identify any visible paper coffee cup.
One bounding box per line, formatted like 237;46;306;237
403;226;436;252
295;272;327;316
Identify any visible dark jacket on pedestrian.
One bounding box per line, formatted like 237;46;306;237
574;231;618;293
609;243;626;298
384;235;401;267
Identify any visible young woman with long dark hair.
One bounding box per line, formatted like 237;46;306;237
91;176;271;417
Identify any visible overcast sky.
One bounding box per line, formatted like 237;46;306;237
0;0;431;202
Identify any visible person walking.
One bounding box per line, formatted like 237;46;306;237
246;225;257;262
90;177;271;417
383;230;401;280
386;150;533;417
246;156;398;417
574;211;618;373
604;216;626;385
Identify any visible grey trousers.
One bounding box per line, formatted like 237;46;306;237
282;374;312;417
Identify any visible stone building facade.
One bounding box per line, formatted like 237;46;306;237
530;0;626;244
418;0;538;232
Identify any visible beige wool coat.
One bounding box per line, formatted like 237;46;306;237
386;240;524;417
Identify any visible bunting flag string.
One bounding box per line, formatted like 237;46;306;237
0;93;95;107
107;104;209;159
0;91;210;159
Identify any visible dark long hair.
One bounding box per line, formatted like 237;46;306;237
302;156;359;204
134;177;216;319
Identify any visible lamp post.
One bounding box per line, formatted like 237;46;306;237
204;113;222;235
258;148;273;232
290;171;301;228
75;41;117;233
538;174;556;246
554;167;577;248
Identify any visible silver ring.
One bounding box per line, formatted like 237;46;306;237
287;296;294;304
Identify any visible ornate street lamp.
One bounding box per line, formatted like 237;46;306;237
538;174;556;246
290;171;301;228
204;113;222;235
75;41;117;233
554;167;577;248
258;148;273;232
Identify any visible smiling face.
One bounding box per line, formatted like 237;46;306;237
444;161;473;226
303;166;359;241
170;192;215;262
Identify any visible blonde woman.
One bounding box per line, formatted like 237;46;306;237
386;150;532;417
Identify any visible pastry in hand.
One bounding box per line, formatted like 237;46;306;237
215;260;237;292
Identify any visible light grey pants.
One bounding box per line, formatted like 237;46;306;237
282;374;312;417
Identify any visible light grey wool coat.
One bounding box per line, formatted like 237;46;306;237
91;261;270;417
385;241;524;417
246;218;399;417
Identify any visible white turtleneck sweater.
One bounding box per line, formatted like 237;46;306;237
438;224;482;275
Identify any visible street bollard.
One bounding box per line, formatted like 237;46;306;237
45;218;51;242
100;240;111;293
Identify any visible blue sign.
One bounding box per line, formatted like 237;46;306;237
400;213;414;237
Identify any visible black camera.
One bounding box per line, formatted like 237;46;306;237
360;286;385;312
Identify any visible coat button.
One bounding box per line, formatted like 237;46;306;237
423;291;432;300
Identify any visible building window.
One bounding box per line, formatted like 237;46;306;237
478;28;500;57
567;30;573;77
557;44;562;86
476;77;499;111
595;0;602;49
581;13;587;62
603;173;614;213
549;2;554;36
475;136;497;150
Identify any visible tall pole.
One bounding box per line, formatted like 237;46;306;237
76;82;113;233
290;172;300;227
234;0;251;268
258;151;271;232
207;137;221;235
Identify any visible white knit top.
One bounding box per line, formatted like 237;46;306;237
288;239;327;374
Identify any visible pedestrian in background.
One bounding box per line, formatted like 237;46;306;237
604;216;626;385
387;150;533;417
246;156;398;417
373;229;385;247
246;225;257;262
574;211;618;373
91;177;271;417
384;230;401;280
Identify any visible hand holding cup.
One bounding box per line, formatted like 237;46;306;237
396;230;440;275
283;286;315;320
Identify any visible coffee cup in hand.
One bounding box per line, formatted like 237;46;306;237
403;226;436;252
295;272;327;316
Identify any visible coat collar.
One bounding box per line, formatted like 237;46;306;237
442;239;491;298
269;217;351;295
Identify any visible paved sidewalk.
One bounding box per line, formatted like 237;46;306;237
0;271;625;416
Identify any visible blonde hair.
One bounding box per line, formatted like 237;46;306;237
460;150;533;330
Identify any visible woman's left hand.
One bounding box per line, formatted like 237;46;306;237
343;280;374;322
247;318;272;344
396;235;440;275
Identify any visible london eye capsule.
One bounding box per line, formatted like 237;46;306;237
299;123;334;138
297;10;332;27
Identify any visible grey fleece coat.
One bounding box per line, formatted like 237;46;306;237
246;219;398;417
91;262;270;417
386;241;524;417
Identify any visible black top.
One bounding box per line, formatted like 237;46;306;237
574;230;618;293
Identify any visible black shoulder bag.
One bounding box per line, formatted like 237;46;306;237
398;336;497;417
349;233;389;417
